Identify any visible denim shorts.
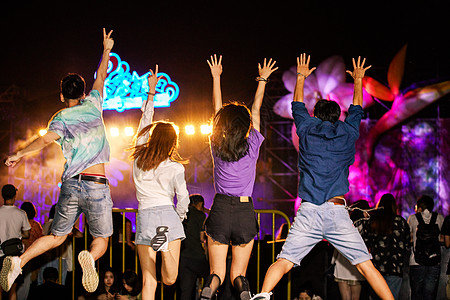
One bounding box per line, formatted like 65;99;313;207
135;205;185;247
52;178;113;238
205;194;259;245
278;201;371;266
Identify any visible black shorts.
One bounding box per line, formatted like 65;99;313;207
205;193;259;245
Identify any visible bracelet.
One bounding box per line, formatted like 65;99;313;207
255;76;269;82
297;72;307;78
147;92;156;96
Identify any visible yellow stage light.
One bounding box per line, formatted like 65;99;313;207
110;127;120;137
124;127;134;136
200;124;212;135
185;125;195;135
39;129;47;136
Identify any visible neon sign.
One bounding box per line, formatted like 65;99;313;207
99;52;180;112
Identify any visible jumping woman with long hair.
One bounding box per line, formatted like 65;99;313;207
201;55;278;300
130;65;189;300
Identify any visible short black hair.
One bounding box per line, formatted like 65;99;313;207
61;73;85;100
21;201;37;219
43;267;59;282
189;194;205;206
417;195;434;212
313;99;341;124
2;184;17;201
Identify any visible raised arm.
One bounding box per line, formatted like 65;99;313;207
135;65;162;146
92;28;114;97
207;54;223;115
5;131;61;167
293;53;316;103
252;58;278;132
346;56;371;106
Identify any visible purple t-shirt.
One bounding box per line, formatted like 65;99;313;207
211;128;264;197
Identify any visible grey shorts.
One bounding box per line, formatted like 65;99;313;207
135;205;185;248
52;178;113;238
278;201;371;266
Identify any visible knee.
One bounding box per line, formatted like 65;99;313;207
52;234;68;245
162;271;178;286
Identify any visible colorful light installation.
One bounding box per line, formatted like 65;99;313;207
100;52;180;112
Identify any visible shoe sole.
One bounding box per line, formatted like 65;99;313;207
78;251;98;293
0;256;13;292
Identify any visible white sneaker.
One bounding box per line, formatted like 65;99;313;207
78;250;99;293
250;292;272;300
0;256;22;292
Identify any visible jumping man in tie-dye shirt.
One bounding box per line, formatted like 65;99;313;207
2;28;114;294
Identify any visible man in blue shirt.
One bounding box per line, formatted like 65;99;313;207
251;55;394;300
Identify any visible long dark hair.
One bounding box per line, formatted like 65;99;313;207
130;121;187;171
121;270;141;296
371;193;397;236
210;103;252;162
97;267;119;295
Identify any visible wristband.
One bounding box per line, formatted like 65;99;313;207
297;72;307;78
147;92;156;96
255;76;269;82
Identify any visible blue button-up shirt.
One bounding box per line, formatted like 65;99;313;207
292;101;364;205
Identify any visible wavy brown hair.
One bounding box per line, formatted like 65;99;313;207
210;103;252;162
130;121;187;171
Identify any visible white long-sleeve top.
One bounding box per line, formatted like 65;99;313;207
132;98;189;220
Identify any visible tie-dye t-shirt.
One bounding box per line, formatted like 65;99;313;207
48;90;110;182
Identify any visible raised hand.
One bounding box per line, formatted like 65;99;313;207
103;28;114;51
148;64;162;93
346;56;371;80
5;154;21;167
207;54;223;78
258;58;278;80
297;53;316;78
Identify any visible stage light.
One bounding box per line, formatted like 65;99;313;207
39;129;47;136
200;124;212;135
110;127;120;137
185;125;195;135
124;127;134;136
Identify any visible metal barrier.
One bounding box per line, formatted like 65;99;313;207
65;208;291;300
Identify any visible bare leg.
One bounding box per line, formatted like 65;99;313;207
350;284;362;300
260;258;294;293
356;260;393;300
161;239;181;286
207;236;229;283
19;234;68;268
137;244;157;300
338;281;352;300
8;283;16;300
89;237;109;261
230;240;254;282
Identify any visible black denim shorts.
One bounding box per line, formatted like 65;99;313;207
205;193;259;245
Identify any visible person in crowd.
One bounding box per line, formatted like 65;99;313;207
355;194;411;300
130;64;189;300
293;284;322;300
0;184;30;300
251;54;393;300
179;194;209;300
116;270;142;300
332;200;370;300
28;267;69;300
201;55;278;300
2;28;115;294
407;195;444;300
16;201;43;300
96;267;119;300
441;213;450;299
